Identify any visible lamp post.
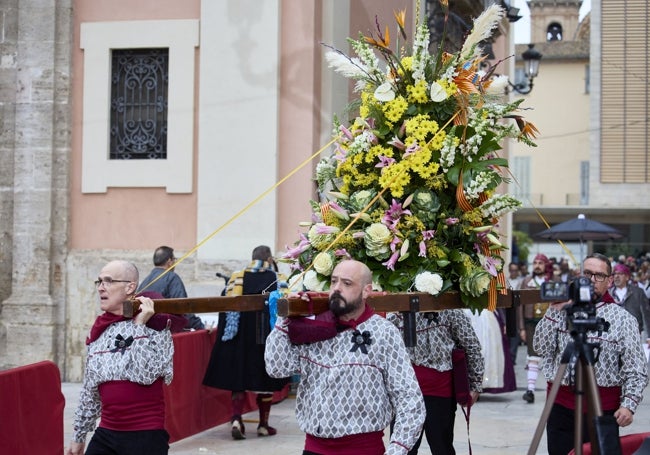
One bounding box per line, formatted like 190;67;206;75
508;44;543;95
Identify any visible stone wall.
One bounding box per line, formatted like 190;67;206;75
0;0;73;372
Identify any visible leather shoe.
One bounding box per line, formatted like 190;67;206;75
257;424;277;436
523;390;535;403
231;418;246;440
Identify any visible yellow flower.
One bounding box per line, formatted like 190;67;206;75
382;96;409;122
407;80;430;104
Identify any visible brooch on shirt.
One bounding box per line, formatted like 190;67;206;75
424;313;439;325
350;330;372;354
111;334;134;354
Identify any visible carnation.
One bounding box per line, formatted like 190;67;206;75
303;270;327;292
414;272;444;295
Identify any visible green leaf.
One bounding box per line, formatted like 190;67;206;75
447;165;460;186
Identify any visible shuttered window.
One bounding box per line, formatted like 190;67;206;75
601;0;650;183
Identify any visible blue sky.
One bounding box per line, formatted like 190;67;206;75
512;0;592;44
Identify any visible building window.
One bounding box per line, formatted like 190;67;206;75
547;23;563;41
110;49;169;160
80;20;198;193
580;161;589;205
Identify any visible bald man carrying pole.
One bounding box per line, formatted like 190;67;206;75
265;259;424;455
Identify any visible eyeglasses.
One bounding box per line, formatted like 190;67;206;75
583;271;610;282
94;277;132;288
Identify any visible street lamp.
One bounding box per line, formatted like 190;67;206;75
508;44;543;95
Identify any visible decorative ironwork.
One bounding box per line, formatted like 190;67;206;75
110;49;169;160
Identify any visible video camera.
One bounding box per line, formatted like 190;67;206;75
540;276;609;335
540;276;595;305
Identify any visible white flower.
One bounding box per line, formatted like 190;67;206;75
303;270;327;291
414;271;444;295
430;81;448;102
374;82;396;102
313;252;334;276
324;50;368;80
486;75;509;95
288;274;303;290
460;4;505;61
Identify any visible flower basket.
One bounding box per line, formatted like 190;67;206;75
282;4;538;312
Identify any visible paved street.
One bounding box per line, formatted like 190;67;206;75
63;345;650;454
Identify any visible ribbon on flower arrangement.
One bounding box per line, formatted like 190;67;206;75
456;170;507;312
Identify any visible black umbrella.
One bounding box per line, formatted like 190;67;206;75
534;214;624;264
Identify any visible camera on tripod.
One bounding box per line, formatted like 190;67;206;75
539;276;594;304
540;276;609;334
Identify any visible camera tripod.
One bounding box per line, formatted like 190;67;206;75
527;322;621;455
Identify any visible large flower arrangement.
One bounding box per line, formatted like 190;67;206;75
282;4;538;311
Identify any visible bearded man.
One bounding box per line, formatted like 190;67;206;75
518;254;558;403
265;259;425;455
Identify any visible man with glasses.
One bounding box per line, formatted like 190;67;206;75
533;253;649;455
66;260;185;455
138;245;204;330
609;263;650;335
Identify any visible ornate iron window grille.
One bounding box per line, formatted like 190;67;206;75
110;48;169;160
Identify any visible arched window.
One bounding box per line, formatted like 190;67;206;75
547;23;563;41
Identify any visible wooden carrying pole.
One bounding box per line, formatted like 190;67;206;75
122;289;541;317
123;289;541;347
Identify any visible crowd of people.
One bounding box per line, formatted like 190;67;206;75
65;247;650;455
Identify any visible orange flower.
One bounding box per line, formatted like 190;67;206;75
364;26;390;51
394;9;407;40
506;115;540;139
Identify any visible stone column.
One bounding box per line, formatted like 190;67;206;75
0;0;70;369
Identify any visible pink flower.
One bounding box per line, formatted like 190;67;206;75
339;124;353;140
422;230;436;240
445;217;459;226
403;142;420;158
480;255;499;277
383;199;412;230
328;201;349;220
314;224;339;235
388;136;406;150
333;143;347;163
382;251;399;271
375;155;396;168
419;241;427;257
418;230;436;258
283;234;311;259
335;249;351;259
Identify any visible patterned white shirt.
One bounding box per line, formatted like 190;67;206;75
265;314;425;455
387;310;484;392
72;320;174;442
533;302;648;412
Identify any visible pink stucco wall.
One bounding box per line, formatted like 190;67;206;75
70;0;200;250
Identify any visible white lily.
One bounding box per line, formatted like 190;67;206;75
374;82;396;102
430;81;448;102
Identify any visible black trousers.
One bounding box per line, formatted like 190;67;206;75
410;395;457;455
85;427;169;455
546;403;618;455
